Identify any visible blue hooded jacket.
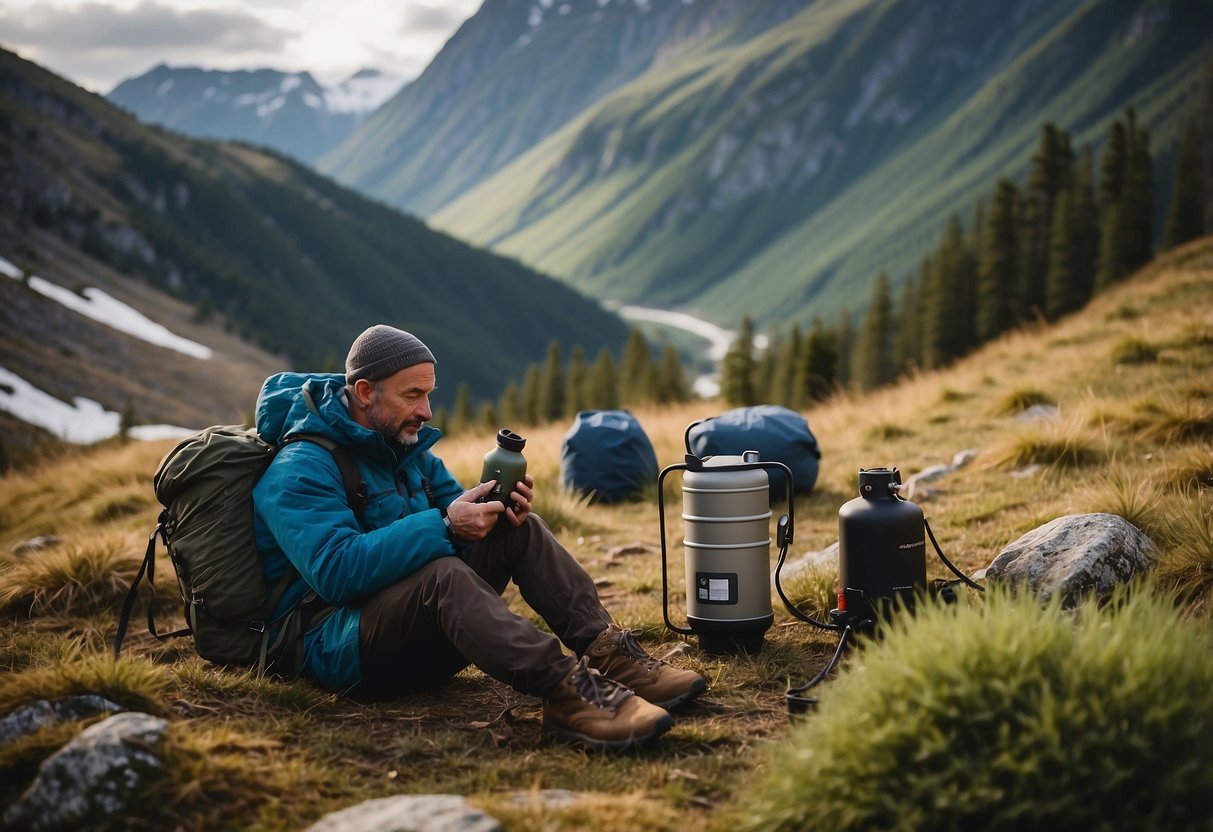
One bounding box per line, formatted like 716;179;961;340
252;372;465;691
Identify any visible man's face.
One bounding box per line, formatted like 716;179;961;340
363;363;436;446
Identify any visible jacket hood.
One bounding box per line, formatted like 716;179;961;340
254;372;441;456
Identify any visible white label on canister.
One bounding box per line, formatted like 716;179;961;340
696;573;737;603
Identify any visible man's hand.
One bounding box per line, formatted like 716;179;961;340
504;474;535;528
444;481;504;541
444;475;536;539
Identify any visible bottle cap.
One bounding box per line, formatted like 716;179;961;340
496;428;526;452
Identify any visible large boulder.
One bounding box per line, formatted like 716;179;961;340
305;794;500;832
4;712;167;831
985;513;1157;605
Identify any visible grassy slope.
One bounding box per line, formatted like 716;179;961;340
0;238;1210;830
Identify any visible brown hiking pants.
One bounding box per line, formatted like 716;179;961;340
356;515;611;700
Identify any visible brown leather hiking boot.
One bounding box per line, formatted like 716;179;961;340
542;657;673;751
585;625;708;709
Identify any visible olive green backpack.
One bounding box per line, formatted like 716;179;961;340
114;425;366;676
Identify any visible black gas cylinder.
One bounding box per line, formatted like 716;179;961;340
836;468;926;625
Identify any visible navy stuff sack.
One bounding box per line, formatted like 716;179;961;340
561;410;658;502
686;405;822;497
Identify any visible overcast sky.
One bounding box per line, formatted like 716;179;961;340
0;0;483;93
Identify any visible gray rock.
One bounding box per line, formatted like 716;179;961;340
1009;464;1043;479
951;449;979;469
3;712;167;831
774;541;838;584
985;513;1156;606
1013;404;1060;423
12;535;63;555
903;464;952;499
0;695;124;746
908;464;951;483
304;795;501;832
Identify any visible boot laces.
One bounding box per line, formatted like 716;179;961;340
571;657;632;711
615;628;661;671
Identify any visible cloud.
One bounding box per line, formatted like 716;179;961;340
0;1;290;51
0;0;294;91
399;2;470;36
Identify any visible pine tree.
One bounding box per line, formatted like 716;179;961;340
497;382;521;427
1098;119;1127;212
834;308;853;386
538;340;564;423
1020;124;1072;319
119;400;137;438
720;316;758;406
1045;189;1078;320
977;177;1021;342
477;401;497;432
448;383;473;436
924;215;974;368
773;324;803;407
1071;146;1100;306
801;317;838;402
564;345;588;418
520;364;541;426
893;272;921;376
587;347;619;410
618;327;656;406
1202;56;1213;233
1096;202;1125;292
1122;109;1154;271
1162;118;1206;250
655;342;690;404
755;325;779;404
1097;109;1154;289
855;272;895;390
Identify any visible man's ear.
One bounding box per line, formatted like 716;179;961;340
352;378;376;408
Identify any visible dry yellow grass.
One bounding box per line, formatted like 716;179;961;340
0;237;1211;830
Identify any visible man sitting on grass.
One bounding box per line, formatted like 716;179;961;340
252;324;707;750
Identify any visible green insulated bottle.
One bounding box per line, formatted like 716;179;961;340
479;428;527;512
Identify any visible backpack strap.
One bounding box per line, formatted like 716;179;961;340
278;433;368;520
113;509;190;660
260;432;366;677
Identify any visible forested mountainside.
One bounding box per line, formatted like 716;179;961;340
0;47;628;453
322;0;1212;331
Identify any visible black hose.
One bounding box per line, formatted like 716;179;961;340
924;516;985;592
785;624;855;713
773;538;841;631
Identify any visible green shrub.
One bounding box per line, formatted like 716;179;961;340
1111;336;1159;365
742;585;1213;831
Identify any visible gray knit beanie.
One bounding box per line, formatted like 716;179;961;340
345;325;436;384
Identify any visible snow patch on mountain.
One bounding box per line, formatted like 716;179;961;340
1;253;202;441
324;69;406;114
0;366;192;443
0;254;212;359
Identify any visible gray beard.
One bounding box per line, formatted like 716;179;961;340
366;400;421;446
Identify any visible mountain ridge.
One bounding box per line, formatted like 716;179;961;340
0;47;628;454
106;64;405;163
320;0;1211;330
